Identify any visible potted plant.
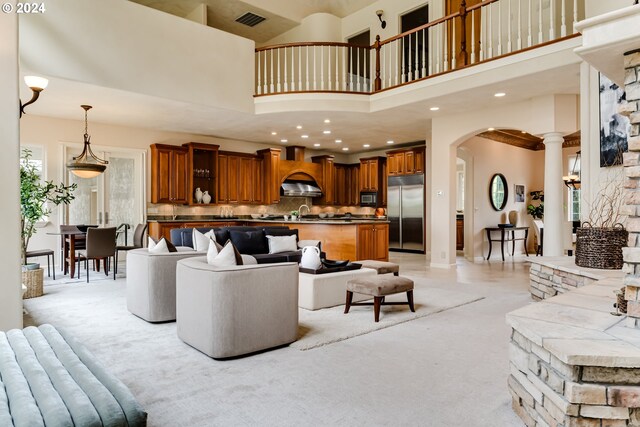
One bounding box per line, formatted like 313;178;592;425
20;148;76;268
527;191;544;219
290;210;299;221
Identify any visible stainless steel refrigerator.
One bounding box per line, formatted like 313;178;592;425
388;175;425;252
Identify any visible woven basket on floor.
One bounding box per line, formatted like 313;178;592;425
575;222;627;270
22;268;44;299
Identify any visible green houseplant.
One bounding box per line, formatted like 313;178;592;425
20;148;76;267
527;191;544;219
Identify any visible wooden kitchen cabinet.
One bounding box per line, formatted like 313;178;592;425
219;152;262;205
386;147;425;176
359;157;385;192
150;144;188;204
239;156;264;204
349;165;360;206
312;155;336;206
217;152;240;204
258;148;281;205
356;223;389;261
184;142;218;206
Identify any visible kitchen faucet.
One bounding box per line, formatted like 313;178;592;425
298;204;310;218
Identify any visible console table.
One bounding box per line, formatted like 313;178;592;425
485;226;529;261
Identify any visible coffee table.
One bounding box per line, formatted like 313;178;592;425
298;268;377;310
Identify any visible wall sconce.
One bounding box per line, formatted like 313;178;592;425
20;75;48;118
66;105;109;178
376;10;386;29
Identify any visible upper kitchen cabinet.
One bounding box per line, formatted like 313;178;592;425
312;155;336;206
184;142;219;206
387;147;425;176
150;144;188;204
258;148;281;205
239;156;264;204
359;157;386;192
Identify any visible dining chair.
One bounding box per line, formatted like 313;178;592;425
60;224;84;274
115;223;148;274
76;227;117;282
533;220;544;256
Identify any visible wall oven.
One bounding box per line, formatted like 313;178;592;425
360;191;379;207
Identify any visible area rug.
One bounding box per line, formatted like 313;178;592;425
293;284;484;350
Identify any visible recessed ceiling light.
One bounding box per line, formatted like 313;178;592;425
487;128;495;131
301;135;309;138
335;139;342;143
342;147;349;151
324;119;331;123
521;131;527;134
387;140;394;144
296;125;302;129
494;92;506;97
280;139;288;143
430;107;440;111
323;130;331;134
313;143;321;147
363;144;370;148
271;131;277;135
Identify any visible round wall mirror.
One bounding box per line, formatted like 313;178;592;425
489;173;508;211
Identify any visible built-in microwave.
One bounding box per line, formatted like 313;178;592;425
360;191;378;207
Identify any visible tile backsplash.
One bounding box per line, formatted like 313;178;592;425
147;197;376;217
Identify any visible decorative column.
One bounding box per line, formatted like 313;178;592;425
622;50;640;328
542;132;565;256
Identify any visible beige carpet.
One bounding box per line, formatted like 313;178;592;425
294;284;484;350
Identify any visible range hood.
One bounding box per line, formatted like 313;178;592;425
281;181;322;197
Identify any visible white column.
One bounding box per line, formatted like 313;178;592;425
430;141;457;268
542;132;564;257
0;13;23;331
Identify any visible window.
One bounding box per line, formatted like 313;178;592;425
567;154;581;221
20;144;49;224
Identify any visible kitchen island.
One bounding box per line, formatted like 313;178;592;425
147;216;389;261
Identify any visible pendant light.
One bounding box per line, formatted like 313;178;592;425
562;151;581;190
66;105;108;178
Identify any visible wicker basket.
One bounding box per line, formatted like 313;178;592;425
575;223;628;270
22;268;44;299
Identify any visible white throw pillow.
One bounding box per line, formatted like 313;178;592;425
266;235;298;254
148;237;156;250
148;238;169;253
193;229;214;251
206;237;224;264
207;241;238;267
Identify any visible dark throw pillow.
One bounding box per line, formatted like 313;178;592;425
229;230;267;255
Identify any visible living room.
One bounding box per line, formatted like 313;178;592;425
2;2;640;425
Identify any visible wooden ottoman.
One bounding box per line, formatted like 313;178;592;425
345;276;415;322
355;260;399;276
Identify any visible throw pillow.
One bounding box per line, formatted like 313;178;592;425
165;239;178;253
229;230;267;255
266;235;298;254
207;240;242;267
148;236;157;250
148;238;169;254
193;229;214;251
263;228;299;241
206;237;224;264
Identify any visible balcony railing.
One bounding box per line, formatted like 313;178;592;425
255;0;583;96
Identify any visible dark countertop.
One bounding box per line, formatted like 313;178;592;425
147;215;389;225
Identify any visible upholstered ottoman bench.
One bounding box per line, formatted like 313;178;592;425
298;268;378;310
344;276;415;322
0;324;147;426
355;260;400;276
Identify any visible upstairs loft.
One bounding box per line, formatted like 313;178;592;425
18;0;586;147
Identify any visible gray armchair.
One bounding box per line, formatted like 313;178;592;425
176;257;299;358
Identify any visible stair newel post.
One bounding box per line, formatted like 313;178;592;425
374;35;382;92
459;0;469;67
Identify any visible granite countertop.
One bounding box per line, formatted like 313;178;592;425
507;277;640;367
147;215;389;225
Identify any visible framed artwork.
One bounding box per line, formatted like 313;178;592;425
514;184;525;203
599;73;629;167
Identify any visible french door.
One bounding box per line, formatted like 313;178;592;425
63;144;146;246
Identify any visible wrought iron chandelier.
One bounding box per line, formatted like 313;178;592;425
562;151;581;190
66;105;108;178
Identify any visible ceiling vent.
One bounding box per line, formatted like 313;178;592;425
235;12;266;27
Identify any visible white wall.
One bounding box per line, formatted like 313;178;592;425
458;137;545;260
19;0;255;113
585;0;631;18
261;13;343;46
0;13;23;331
